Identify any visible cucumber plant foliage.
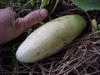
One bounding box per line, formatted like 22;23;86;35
73;0;100;10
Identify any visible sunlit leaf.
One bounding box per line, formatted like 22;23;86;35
91;19;98;31
91;19;97;29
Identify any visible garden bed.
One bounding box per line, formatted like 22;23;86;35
0;0;100;75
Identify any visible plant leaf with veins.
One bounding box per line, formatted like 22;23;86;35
73;0;100;10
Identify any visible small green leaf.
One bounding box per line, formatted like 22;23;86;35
40;0;48;8
97;24;100;30
30;0;35;7
73;0;100;10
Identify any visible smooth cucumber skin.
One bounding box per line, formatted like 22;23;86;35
16;15;86;63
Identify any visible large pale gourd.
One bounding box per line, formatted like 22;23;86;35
16;15;86;63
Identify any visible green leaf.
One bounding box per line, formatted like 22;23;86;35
30;0;35;7
97;24;100;30
40;0;48;8
73;0;100;10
